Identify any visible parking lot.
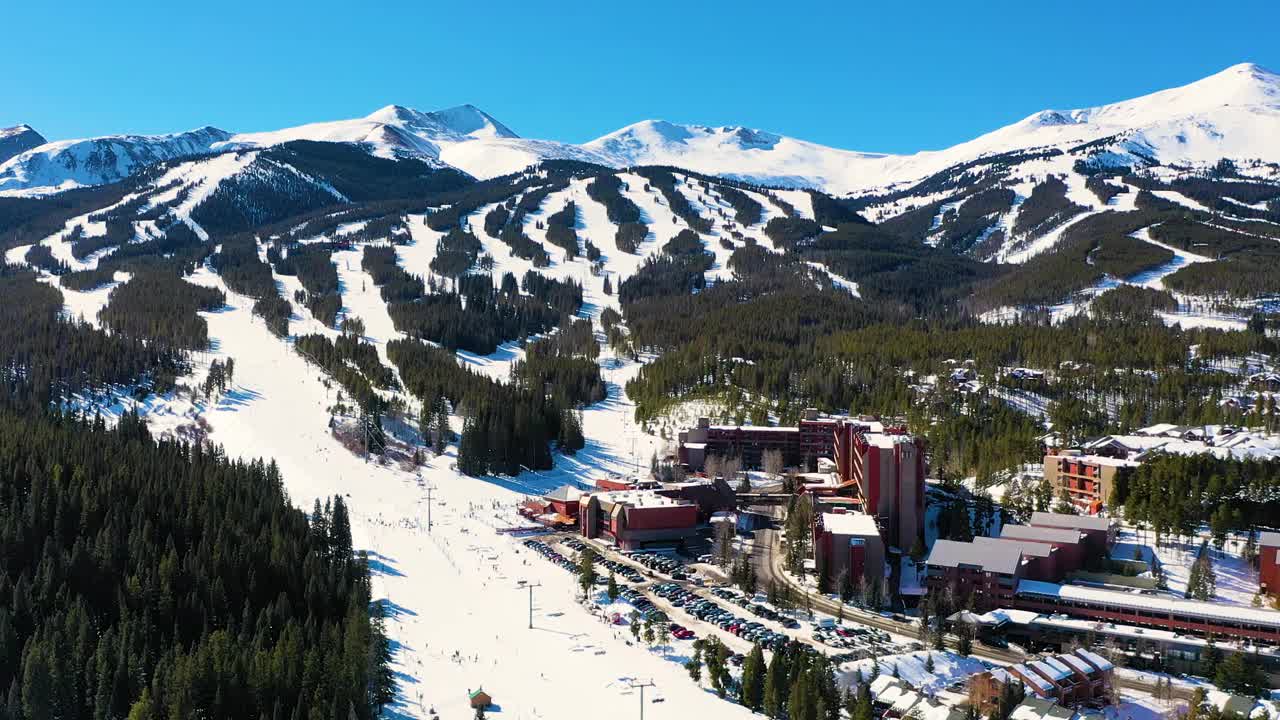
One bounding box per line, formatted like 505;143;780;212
521;533;919;669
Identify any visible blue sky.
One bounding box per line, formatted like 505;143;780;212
6;0;1278;154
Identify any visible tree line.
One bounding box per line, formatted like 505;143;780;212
98;270;225;351
0;408;393;720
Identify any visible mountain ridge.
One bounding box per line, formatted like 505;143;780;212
0;124;49;166
3;62;1279;198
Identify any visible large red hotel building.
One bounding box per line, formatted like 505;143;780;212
677;410;925;550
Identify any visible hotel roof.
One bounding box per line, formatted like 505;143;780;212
1029;659;1069;682
1075;649;1114;672
545;485;584;502
1001;524;1084;545
1059;654;1093;676
1042;657;1076;680
821;512;880;537
1008;664;1055;694
927;539;1024;575
1017;580;1280;629
974;536;1054;558
593;490;692;508
1030;511;1111;533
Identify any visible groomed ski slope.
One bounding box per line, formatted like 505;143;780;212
175;261;758;720
76;171;869;718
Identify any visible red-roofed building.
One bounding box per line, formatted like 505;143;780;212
578;490;698;551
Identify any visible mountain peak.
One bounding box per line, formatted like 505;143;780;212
1189;61;1280;98
427;104;519;140
1014;61;1280;136
0;124;48;166
365;103;518;140
1220;61;1276;78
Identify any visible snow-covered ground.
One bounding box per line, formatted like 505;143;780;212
841;651;988;695
1112;527;1265;607
74;247;766;719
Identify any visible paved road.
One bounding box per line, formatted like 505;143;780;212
749;526;1197;700
546;527;1195;701
748;527;1025;665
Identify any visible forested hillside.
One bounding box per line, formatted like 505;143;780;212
5;138;1279;487
0;409;393;720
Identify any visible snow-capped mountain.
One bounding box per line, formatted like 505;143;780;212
4;63;1279;200
0;126;231;195
222;103;618;180
861;62;1280;190
582;119;890;190
0;125;46;166
220;104;521;163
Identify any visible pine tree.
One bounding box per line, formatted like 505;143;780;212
854;683;874;720
685;655;702;684
330;496;354;562
1034;476;1053;512
558;408;584;454
1201;638;1221;678
125;688;154;720
740;644;765;711
577;548;598;599
419;399;437;447
606;572;619;602
763;650;787;719
787;670;810;720
1052;488;1077;515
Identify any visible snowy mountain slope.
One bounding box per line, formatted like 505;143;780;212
219;103;617;178
572;63;1280;197
0;126;231;195
849;63;1280;196
851;64;1280;264
6;63;1279;300
583;119;891;191
435;137;613;180
9;63;1280;200
223;104;534;165
0;124;46;165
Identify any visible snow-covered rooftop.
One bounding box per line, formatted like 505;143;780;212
1008;664;1055;693
1058;654;1093;676
545;485;583;502
1075;649;1114;672
822;512;879;537
1064;424;1280;464
1016;580;1280;629
1040;657;1075;681
978;608;1042;625
592;489;691;508
869;675;904;699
